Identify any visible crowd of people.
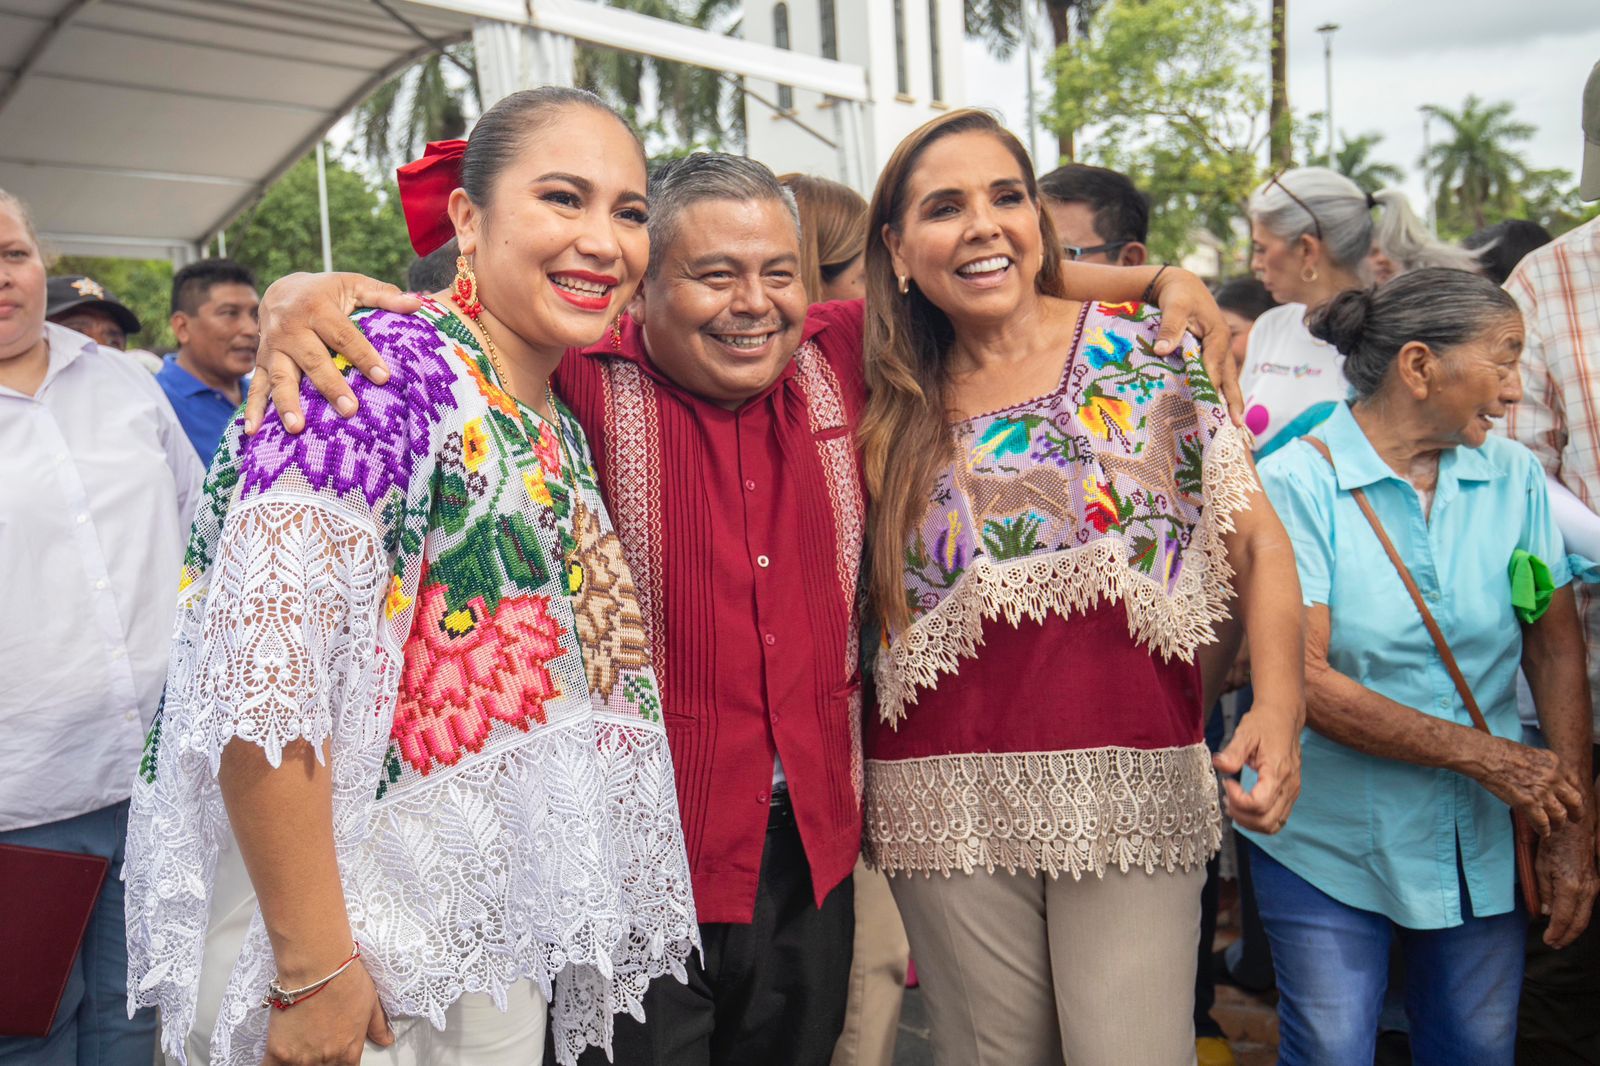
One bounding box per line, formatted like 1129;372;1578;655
2;56;1599;1066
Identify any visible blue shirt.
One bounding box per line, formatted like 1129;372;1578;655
1244;402;1570;928
155;356;244;467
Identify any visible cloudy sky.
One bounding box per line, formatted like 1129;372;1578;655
964;0;1600;208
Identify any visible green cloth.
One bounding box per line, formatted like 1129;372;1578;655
1510;549;1556;624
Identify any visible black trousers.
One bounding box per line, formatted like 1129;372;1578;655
552;793;855;1066
1517;745;1600;1066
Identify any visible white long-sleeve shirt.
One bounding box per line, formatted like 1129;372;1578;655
0;323;204;831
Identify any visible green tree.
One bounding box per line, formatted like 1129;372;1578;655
222;151;415;290
353;43;479;172
964;0;1106;163
1049;0;1268;261
1423;94;1535;236
50;255;177;351
574;0;743;152
1294;115;1404;191
1517;167;1600;236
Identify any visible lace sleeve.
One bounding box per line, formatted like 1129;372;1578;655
178;496;393;773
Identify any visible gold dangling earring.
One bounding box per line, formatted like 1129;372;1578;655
452;255;482;319
897;274;909;296
1300;265;1319;284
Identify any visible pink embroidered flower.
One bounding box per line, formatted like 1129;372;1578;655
533;422;563;479
393;582;566;773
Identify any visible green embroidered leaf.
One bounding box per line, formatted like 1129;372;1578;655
1131;535;1158;574
981;515;1044;560
495;513;549;591
1185;352;1221;406
1175;434;1206;497
434;473;471;535
138;708;163;784
430;521;505;614
375;746;404;800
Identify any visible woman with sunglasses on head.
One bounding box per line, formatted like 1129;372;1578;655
122;87;696;1066
1243;168;1472;460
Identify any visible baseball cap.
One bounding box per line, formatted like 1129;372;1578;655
1583;60;1600;201
45;275;142;335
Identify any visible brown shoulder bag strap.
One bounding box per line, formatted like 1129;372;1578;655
1302;436;1492;735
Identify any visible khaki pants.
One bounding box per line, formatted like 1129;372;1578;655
889;865;1204;1066
830;861;910;1066
166;843;547;1065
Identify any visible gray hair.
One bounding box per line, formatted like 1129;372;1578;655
1248;167;1476;276
1305;267;1519;400
646;152;801;277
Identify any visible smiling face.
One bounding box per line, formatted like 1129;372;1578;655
883;131;1044;333
1421;311;1526;449
0;202;46;361
451;105;649;358
630;196;807;408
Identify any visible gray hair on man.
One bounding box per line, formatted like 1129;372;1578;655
1249;166;1478;279
646;153;801;276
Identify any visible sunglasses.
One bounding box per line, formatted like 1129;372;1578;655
1266;173;1323;241
1062;240;1131;262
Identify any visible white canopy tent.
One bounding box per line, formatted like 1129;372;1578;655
0;0;870;262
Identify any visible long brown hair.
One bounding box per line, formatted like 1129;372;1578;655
779;173;868;302
859;109;1068;633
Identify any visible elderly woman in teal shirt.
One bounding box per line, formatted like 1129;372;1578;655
1244;268;1597;1066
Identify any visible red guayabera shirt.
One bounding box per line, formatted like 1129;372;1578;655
555;299;867;924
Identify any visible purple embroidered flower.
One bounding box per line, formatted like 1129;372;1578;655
239;312;461;508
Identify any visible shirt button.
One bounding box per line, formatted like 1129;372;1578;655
744;479;757;491
757;791;769;805
757;554;770;568
763;633;776;646
76;513;89;524
111;648;125;659
123;712;135;722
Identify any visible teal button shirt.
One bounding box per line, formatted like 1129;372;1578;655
1242;402;1570;928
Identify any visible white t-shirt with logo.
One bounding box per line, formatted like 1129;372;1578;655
1240;303;1351;453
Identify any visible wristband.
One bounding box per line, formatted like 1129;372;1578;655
261;941;361;1011
1140;264;1170;305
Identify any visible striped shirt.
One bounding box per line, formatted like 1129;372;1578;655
1504;216;1600;730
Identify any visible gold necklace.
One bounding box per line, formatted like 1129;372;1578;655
473;311;557;419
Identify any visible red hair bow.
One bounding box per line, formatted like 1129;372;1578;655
396;140;466;256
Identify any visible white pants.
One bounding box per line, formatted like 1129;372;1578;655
166;844;547;1065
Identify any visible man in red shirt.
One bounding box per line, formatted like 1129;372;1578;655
247;154;1237;1065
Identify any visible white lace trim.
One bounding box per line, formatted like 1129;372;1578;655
862;745;1221;879
125;498;696;1066
876;421;1258;724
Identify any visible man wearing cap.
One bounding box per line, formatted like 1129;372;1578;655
1502;58;1600;1065
156;258;259;466
45;274;161;371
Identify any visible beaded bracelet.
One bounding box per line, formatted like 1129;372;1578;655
261;942;362;1011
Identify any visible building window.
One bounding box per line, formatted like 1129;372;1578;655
819;0;838;60
893;0;909;95
774;2;793;111
928;0;943;101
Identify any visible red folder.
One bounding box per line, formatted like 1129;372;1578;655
0;843;109;1038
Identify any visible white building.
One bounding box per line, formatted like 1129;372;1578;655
741;0;967;193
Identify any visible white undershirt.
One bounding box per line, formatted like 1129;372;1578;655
1240;304;1351;452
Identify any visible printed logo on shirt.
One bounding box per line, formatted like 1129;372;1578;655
1252;360;1325;379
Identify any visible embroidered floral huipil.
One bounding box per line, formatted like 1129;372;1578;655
124;301;697;1066
864;302;1257;879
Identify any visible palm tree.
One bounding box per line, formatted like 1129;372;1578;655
353;43;479;172
573;0;743;151
1268;0;1290;168
1423;95;1535;232
352;0;742;172
1334;132;1403;193
964;0;1105;162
